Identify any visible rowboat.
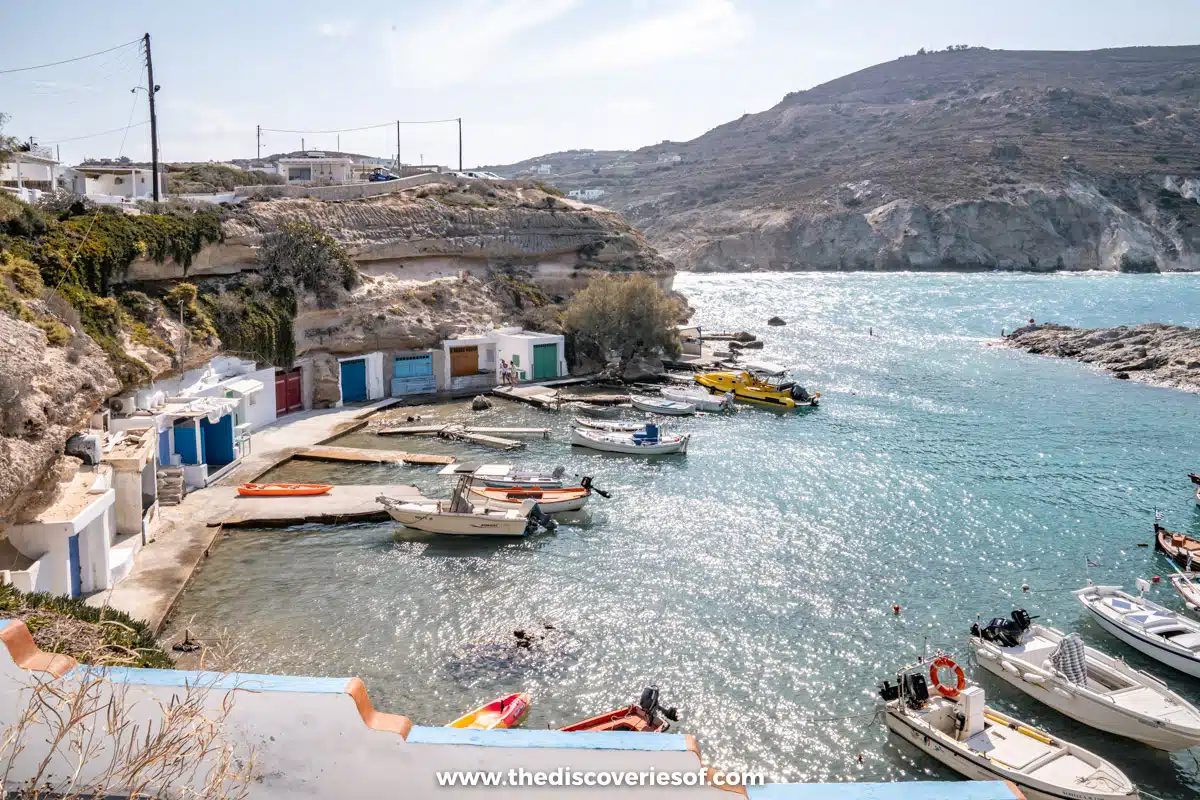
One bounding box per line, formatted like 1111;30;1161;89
1171;572;1200;610
1190;472;1200;503
438;462;580;489
570;425;689;456
559;686;678;733
237;483;332;497
377;475;556;537
468;484;593;514
447;692;531;730
970;610;1200;750
572;417;646;432
880;658;1136;800
630;395;695;416
1155;522;1200;571
1076;584;1200;679
661;386;733;412
575;403;621;419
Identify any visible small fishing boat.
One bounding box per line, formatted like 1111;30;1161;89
447;692;531;730
468;479;606;514
880;658;1136;800
439;462;580;490
559;686;678;733
630;395;695;416
1190;472;1200;503
969;609;1200;750
661;386;733;412
377;475;556;537
1077;584;1200;679
570;424;689;456
572;417;646;432
237;483;332;497
1170;572;1200;612
575;403;621;419
694;361;819;409
1154;522;1200;571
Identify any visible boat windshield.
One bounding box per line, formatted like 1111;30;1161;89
742;362;791;386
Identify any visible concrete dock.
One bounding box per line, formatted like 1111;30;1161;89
216;484;424;528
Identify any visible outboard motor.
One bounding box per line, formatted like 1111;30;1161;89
971;609;1036;648
791;385;812;403
520;500;558;533
637;685;679;726
879;671;929;708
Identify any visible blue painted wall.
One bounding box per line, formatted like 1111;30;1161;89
173;423;199;465
200;414;235;467
340;359;367;403
157;428;171;467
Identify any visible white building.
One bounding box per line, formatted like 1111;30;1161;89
442;335;498;392
74;165;157;203
0;146;59;194
657;152;682;164
336;352;387;405
441;327;566;390
533;163;553;175
278;153;354;185
567;188;606;202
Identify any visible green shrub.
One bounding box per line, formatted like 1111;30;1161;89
260;220;358;309
35;317;71;346
565;273;682;367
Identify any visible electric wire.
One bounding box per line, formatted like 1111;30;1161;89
0;38;142;75
260;118;459;134
41;120;150;145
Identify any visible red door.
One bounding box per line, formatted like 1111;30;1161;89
275;372;288;415
275;368;304;415
285;371;302;411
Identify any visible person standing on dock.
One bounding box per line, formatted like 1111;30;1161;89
500;360;511;385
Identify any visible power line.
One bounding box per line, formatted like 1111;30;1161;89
0;38;141;76
260;117;460;134
40;120;150;144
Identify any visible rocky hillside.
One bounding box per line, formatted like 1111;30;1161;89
489;46;1200;273
1006;322;1200;392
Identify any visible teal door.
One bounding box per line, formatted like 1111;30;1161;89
340;359;367;403
392;354;435;395
532;344;558;379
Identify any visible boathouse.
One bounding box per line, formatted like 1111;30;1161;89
491;327;566;381
389;349;440;397
337;352;387;404
442;334;498;392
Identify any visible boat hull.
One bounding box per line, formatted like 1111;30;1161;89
469;488;590;514
884;708;1134;800
572;418;645;432
384;506;530;537
570;428;688;455
661;387;730;412
448;692;531;729
576;404;621;419
1154;524;1200;571
971;638;1200;750
630;396;695;416
1081;599;1200;679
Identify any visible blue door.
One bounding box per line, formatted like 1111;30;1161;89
200;414;235;468
340;359;367;403
391;354;435;395
68;533;82;597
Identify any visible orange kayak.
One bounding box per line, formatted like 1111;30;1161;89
446;692;531;730
237;483;333;497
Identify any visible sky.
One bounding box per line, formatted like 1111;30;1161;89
3;0;1199;169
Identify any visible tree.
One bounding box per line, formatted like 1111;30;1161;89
0;112;17;167
565;274;682;369
259;221;358;309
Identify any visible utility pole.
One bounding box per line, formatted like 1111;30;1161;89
395;120;401;170
143;33;160;202
302;137;305;152
457;117;463;171
256;125;261;160
337;134;340;153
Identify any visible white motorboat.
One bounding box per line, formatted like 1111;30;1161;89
377;475;556;537
629;395;695;416
660;386;733;412
570;425;688;455
1076;584;1200;679
438;462;580;489
969;609;1200;750
572;417;646;432
881;659;1137;800
1171;572;1200;611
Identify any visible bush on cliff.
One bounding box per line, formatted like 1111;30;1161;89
565;274;682;369
259;220;358;309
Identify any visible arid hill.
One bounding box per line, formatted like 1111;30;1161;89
489;46;1200;273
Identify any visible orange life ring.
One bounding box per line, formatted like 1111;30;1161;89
929;656;967;699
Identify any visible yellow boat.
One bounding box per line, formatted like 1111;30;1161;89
694;361;819;409
446;692;531;730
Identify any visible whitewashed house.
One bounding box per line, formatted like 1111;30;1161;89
0;146;59;201
75;165;157;204
534;163;553;175
278;153;353;185
492;328;566;382
567;188;606;202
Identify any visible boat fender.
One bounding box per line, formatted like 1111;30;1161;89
976;649;996;660
1021;673;1045;685
1051;687;1072;699
1000;660;1020;676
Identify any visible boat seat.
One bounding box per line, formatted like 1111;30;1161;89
1102;597;1137;613
969;725;1057;771
1166;633;1200;649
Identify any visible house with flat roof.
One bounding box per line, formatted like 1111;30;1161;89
492;327;566;382
0;145;59;202
277;153;354;185
73;165;158;204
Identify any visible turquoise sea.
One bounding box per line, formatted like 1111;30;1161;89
170;273;1200;797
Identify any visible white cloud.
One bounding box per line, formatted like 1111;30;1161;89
385;0;748;89
316;19;357;38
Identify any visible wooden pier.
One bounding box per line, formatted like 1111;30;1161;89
294;446;455;466
491;384;562;409
368;423;550;451
559;392;629;405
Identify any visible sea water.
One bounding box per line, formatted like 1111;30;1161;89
169;273;1200;797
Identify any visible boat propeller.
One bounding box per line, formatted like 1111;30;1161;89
580;476;611;499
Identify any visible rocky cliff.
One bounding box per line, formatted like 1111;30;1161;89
491;46;1200;273
1006;322;1200;392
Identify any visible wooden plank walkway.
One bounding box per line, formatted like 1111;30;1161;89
294;446;455;466
559;393;629;405
491;385;562;409
367;423;549;451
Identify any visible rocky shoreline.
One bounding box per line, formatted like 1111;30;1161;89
1005;322;1200;393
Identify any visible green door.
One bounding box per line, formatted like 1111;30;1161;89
532;343;559;379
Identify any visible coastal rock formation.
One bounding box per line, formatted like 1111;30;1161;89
490;46;1200;273
0;314;119;523
1005;322;1200;392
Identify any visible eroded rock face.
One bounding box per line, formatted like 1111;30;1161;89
657;183;1200;273
1005;322;1200;392
0;315;119;524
